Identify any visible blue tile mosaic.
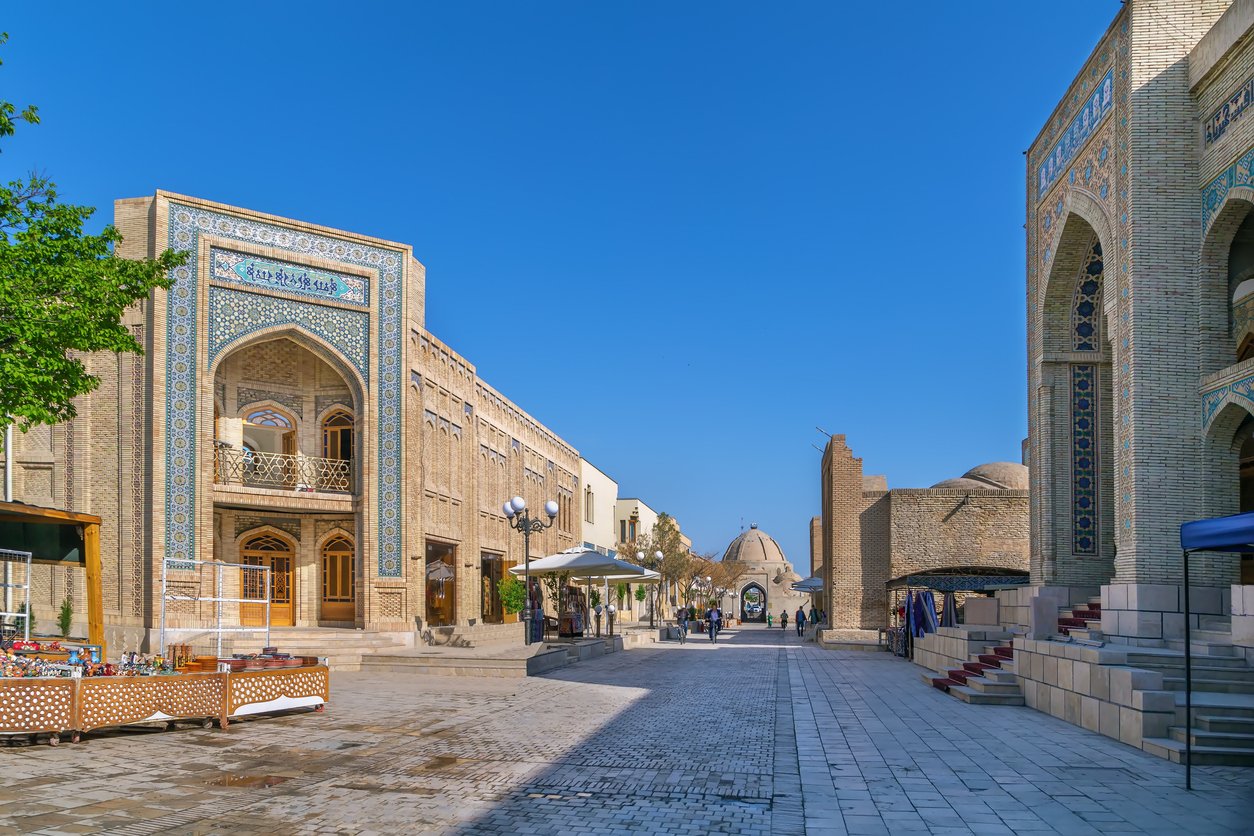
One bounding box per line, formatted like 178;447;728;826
206;286;369;379
1072;242;1103;351
1072;364;1098;555
1038;69;1113;197
1203;144;1254;235
1202;373;1254;428
165;203;405;577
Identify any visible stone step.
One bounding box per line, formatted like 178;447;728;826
1125;652;1248;669
1163;677;1254;695
1169;725;1254;748
1163;640;1239;657
966;677;1022;696
1198;715;1254;734
1199;616;1232;632
948;685;1025;706
1171;691;1254;723
976;654;1006;667
1134;663;1254;681
1141;737;1254;766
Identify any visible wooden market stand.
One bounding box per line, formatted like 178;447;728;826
0;500;329;745
0;500;105;652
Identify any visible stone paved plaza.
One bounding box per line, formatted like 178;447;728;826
0;628;1250;835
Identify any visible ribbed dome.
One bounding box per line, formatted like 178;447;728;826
961;462;1028;490
722;524;787;563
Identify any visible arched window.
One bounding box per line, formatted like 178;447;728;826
322;409;353;462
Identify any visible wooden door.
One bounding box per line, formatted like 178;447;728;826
320;535;356;621
241;534;295;627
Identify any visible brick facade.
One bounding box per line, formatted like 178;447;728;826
1;191;583;650
819;436;1028;630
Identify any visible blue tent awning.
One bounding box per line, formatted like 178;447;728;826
1179;509;1254;552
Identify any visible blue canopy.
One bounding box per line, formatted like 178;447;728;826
1179;509;1254;552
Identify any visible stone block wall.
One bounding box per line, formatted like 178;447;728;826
913;626;1012;678
1100;582;1231;645
1013;638;1175;752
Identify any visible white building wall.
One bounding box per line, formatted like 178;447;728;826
579;459;618;554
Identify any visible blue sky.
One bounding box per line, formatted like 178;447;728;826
5;2;1120;566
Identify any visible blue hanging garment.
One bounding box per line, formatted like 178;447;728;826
912;592;927;637
922;590;940;634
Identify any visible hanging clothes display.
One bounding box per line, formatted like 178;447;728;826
911;591;927;637
920;590;940;633
940;591;958;627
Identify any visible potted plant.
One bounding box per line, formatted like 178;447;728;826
58;596;73;639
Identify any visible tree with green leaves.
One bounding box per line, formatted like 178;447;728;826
0;33;186;431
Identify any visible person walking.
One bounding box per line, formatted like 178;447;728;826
780;610;788;632
795;606;806;637
676;606;688;644
707;604;722;643
767;613;773;628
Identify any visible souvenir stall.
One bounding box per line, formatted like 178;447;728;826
0;501;328;745
885;569;1029;658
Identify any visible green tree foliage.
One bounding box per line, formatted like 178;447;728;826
496;576;526;614
0;33;187;430
634;584;647;603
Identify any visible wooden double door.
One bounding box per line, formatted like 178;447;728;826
239;532;358;626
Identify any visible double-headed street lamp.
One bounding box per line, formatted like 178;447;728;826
637;549;663;629
504;495;558;646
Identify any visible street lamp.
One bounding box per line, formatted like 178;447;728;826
504;495;558;645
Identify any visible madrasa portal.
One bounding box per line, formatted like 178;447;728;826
1;191;597;653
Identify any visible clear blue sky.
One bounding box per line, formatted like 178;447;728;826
5;2;1120;566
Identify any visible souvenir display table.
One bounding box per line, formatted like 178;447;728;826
0;652;329;745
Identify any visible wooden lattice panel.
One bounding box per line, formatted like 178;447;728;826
0;679;76;733
228;666;329;714
76;673;227;731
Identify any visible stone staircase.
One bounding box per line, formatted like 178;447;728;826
923;639;1025;706
1056;597;1102;639
1132;632;1254;766
221;627;412;672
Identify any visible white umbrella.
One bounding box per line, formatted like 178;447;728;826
509;550;646;579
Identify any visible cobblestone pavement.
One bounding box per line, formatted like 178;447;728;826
0;627;1251;835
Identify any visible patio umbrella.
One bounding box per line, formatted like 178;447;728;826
509;550;646;579
790;576;824;592
940;591;957;627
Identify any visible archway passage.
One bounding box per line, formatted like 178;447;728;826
740;583;767;623
241;533;295;627
321;534;356;621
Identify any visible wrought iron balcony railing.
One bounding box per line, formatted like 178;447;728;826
213;445;353;493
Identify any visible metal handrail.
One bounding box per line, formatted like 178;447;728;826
213;446;352;492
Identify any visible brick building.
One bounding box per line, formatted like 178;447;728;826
915;1;1254;761
0;191;586;651
818;435;1029;631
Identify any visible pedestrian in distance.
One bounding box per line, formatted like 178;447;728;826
795;606;806;637
767;613;773;628
676;607;688;644
780;610;788;631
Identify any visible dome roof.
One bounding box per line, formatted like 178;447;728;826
961;462;1028;490
722;524;787;564
929;477;991;490
928;462;1028;491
